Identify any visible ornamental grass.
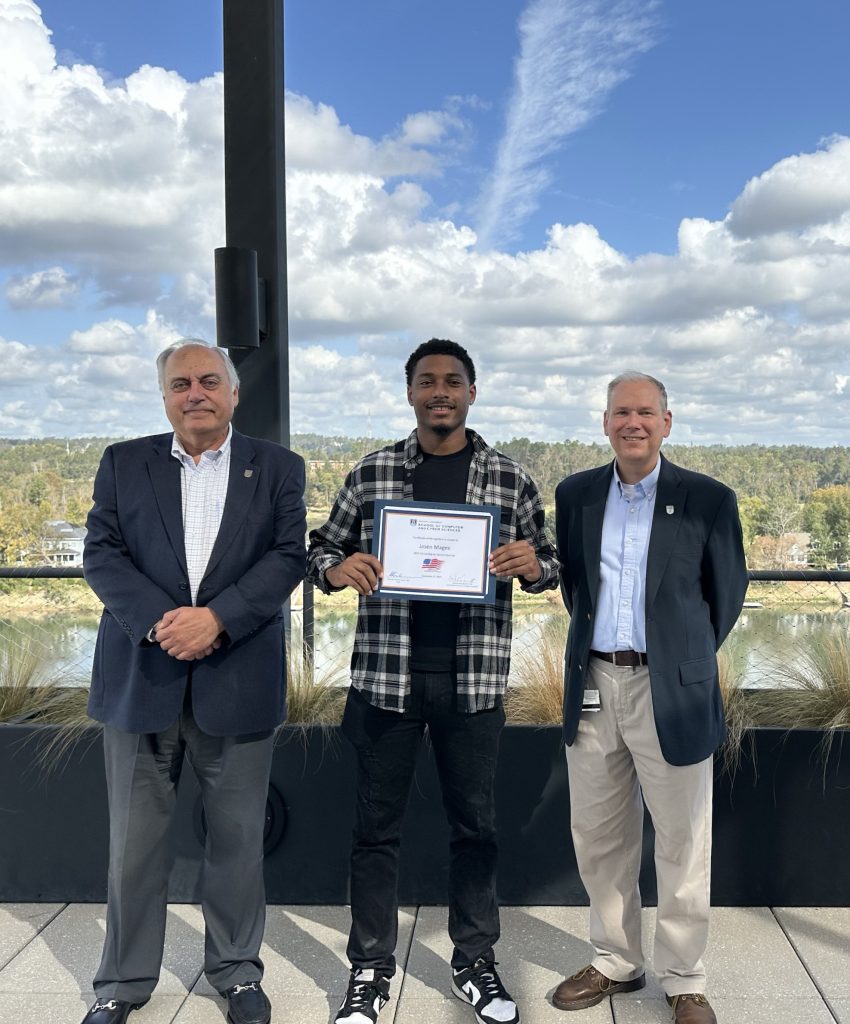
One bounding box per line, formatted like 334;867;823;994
282;648;348;727
505;614;567;724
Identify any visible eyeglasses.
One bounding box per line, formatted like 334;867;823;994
167;374;226;393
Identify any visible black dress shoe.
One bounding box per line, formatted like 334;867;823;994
224;981;271;1024
81;998;149;1024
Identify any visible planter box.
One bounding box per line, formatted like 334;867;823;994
712;728;850;906
1;723;848;905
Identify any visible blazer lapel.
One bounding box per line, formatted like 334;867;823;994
147;436;187;571
581;463;613;609
203;431;259;579
646;455;685;610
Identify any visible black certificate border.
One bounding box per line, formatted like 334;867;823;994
371;499;500;604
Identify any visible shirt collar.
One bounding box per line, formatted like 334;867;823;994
613;457;661;500
171;424;233;466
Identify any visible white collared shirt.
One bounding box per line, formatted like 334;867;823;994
170;425;232;604
590;459;661;653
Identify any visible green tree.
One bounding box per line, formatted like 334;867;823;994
738;496;769;550
802;486;850;566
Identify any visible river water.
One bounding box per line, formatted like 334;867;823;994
4;605;842;691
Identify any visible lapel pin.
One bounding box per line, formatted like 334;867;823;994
666;505;674;515
244;469;253;478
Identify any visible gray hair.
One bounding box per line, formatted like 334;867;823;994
607;371;668;412
156;338;240;394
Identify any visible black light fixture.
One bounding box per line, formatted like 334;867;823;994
214;245;267;349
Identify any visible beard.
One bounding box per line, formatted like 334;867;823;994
431;423;453;437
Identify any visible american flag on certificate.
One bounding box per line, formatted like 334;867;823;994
421;557;444;571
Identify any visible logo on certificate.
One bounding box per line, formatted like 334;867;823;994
421;557;444;571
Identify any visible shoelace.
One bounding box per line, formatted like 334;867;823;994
572;966;615;991
466;960;506;999
670;993;709;1017
347;977;384;1011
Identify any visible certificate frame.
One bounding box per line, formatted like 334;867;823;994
371;499;500;604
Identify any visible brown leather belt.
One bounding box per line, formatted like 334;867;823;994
590;649;648;667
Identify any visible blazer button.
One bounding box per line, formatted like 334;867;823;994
586;613;591;620
179;583;188;591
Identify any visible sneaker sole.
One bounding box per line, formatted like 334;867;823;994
552;974;645;1011
451;981;520;1024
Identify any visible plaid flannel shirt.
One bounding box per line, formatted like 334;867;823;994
306;429;560;712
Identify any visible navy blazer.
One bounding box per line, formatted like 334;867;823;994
84;430;307;736
555;455;747;766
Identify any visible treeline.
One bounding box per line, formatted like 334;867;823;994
2;435;850;567
297;435;850;567
296;435;846;506
0;438;113;564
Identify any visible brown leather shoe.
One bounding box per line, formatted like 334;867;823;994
667;993;717;1023
552;965;645;1010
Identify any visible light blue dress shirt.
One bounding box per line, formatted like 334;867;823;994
590;459;661;653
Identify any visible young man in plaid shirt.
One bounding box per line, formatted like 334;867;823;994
307;339;559;1024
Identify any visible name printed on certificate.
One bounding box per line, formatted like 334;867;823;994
371;500;500;604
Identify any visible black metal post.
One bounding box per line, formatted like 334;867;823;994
302;579;314;678
221;0;289;447
220;0;296;651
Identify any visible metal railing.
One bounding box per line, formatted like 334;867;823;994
1;569;849;692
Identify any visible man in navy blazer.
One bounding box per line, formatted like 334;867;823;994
81;340;306;1024
552;372;746;1024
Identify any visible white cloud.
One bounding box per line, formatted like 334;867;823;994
0;0;225;304
6;266;78;308
285;93;470;178
0;309;181;437
2;2;850;446
476;0;661;249
728;135;850;238
68;319;138;353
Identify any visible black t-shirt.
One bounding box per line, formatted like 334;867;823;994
409;440;473;671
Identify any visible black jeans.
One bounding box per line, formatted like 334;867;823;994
341;672;505;977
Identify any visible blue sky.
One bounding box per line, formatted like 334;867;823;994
3;0;850;443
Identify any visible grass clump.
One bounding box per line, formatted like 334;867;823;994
720;633;850;773
0;637;97;772
283;650;348;726
505;615;567;725
0;640;63;723
769;634;850;731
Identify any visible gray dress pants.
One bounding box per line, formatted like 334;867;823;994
93;704;274;1003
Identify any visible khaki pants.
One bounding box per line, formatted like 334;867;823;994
565;657;712;996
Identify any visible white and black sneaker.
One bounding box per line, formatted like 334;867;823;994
452;958;519;1024
334;968;391;1024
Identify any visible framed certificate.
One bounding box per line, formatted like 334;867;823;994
371;500;500;603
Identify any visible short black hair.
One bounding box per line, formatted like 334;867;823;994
405;338;476;386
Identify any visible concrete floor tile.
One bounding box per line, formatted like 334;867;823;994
773;907;850;1000
612;994;836;1024
398;906;613;1022
637;907;818;998
0;903;64;968
170;993;229;1023
174;990;338;1023
830;999;850;1024
0;993;185;1024
0;903;205;996
190;905;415;1024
